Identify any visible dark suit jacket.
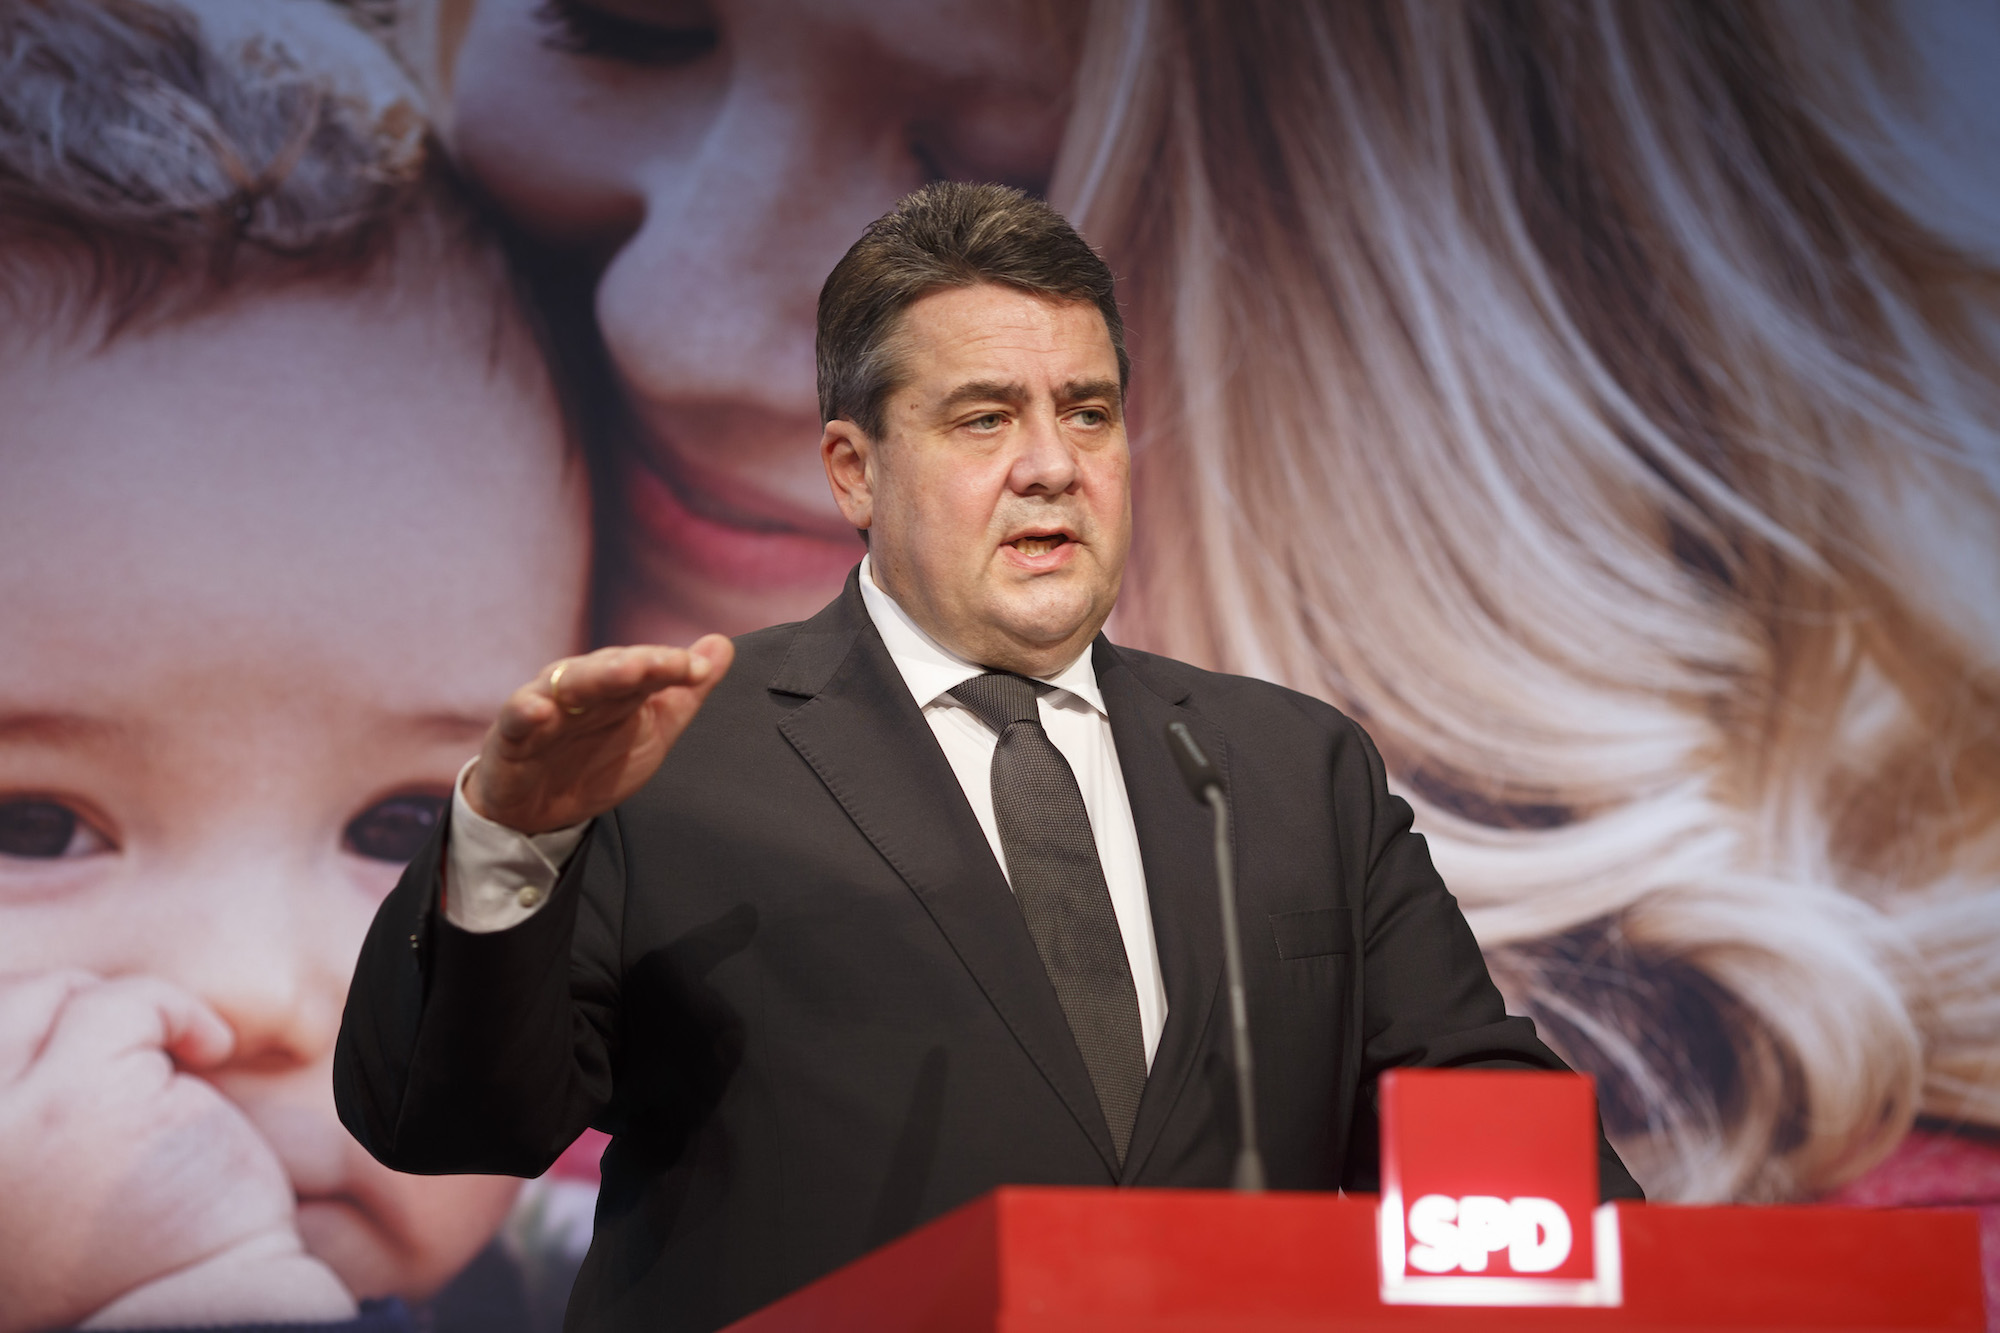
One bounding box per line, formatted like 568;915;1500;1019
335;572;1641;1332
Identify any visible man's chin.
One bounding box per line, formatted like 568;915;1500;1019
977;612;1106;675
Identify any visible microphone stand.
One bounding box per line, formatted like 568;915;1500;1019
1166;722;1267;1193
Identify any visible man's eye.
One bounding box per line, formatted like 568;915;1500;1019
969;413;1006;431
0;799;111;860
534;0;718;66
1072;409;1106;427
343;794;449;865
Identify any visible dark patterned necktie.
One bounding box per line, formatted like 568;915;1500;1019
949;671;1146;1163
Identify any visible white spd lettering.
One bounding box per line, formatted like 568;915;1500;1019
1407;1194;1573;1274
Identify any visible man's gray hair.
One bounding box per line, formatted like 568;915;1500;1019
815;181;1128;439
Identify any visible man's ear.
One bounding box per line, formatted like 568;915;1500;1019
821;420;876;533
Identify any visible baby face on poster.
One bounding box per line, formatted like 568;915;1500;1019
0;287;588;1325
0;5;592;1326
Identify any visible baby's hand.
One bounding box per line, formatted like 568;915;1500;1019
0;972;354;1332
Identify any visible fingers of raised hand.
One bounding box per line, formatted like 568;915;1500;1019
499;645;725;746
686;633;735;689
571;643;723;706
637;636;735;724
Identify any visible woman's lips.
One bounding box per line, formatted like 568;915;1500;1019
620;449;864;592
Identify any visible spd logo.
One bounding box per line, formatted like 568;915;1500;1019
1376;1070;1624;1307
1406;1194;1572;1274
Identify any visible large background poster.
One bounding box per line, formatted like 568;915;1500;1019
2;1;1996;1328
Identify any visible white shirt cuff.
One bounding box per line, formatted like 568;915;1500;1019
443;757;590;933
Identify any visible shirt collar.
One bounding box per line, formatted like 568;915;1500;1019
857;554;1106;716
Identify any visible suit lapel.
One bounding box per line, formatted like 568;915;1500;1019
774;576;1122;1175
1094;639;1226;1183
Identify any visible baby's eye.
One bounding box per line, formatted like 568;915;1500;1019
0;799;112;860
343;793;449;865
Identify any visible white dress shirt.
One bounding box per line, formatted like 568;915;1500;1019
445;555;1168;1066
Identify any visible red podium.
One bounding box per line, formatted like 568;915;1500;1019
725;1072;1985;1332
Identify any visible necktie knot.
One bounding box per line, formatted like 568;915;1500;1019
949;671;1044;733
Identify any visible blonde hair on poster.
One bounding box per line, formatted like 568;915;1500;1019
1057;0;2000;1202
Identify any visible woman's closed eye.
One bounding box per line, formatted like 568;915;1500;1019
0;797;113;860
342;792;449;865
534;0;718;67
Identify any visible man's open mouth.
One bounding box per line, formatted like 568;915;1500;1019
1010;533;1071;556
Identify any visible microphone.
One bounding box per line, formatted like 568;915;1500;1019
1165;721;1267;1193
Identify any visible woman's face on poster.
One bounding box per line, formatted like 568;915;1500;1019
451;0;1078;642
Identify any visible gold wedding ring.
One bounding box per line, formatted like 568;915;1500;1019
548;661;587;716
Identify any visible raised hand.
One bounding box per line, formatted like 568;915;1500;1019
0;972;352;1333
466;635;736;835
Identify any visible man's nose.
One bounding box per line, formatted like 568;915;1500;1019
597;72;925;416
1009;414;1082;495
145;859;346;1069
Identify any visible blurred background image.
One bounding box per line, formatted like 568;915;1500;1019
2;1;1995;1328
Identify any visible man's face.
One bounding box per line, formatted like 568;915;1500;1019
824;283;1131;675
0;282;588;1299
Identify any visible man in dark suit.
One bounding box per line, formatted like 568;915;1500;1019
335;182;1641;1333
